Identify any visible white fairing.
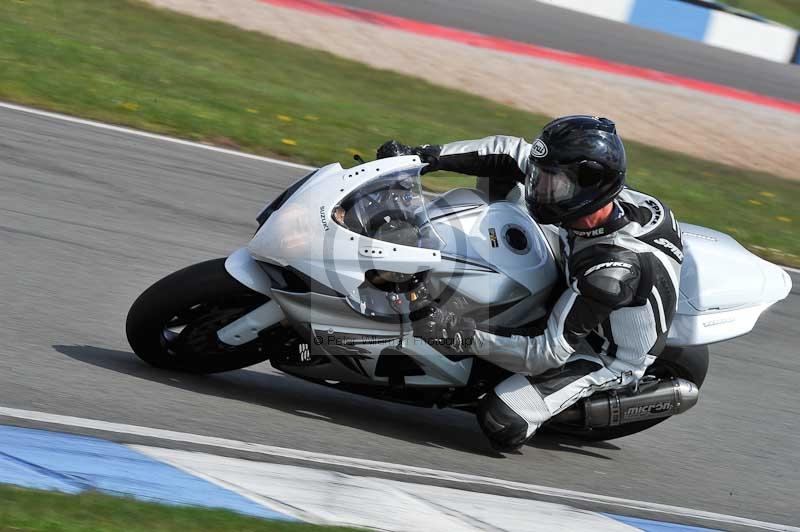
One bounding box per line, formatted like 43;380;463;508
248;159;557;326
248;157;442;303
224;247;274;296
242;160;559;385
666;224;792;346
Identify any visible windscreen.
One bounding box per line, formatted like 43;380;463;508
333;167;443;250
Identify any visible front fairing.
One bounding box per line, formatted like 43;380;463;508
247;157;442;308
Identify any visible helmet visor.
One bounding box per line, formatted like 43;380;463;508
525;160;617;225
528;165;579;205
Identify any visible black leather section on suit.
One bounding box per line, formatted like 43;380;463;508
561;296;615;350
477;390;533;452
435;152;526;183
640;252;678;357
555;244;643;350
530;359;604;397
619;199;653;226
636;220;684;264
570;244;642;309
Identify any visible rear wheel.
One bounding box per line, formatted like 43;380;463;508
126;258;290;374
545;345;709;441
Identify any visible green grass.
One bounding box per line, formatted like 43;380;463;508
0;484;360;532
0;0;797;266
723;0;800;29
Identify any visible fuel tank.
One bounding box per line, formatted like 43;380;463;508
427;188;559;327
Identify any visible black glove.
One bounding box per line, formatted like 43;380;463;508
377;140;416;159
376;140;441;173
410;304;476;353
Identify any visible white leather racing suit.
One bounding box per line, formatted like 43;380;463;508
411;136;684;451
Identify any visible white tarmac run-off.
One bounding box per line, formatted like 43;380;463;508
136;445;636;531
1;406;798;532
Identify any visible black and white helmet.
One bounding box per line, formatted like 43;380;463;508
525;116;626;225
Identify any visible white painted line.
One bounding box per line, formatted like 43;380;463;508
0;101;315;171
783;266;800;276
0;406;796;532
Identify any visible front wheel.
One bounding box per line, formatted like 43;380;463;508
126;258;289;374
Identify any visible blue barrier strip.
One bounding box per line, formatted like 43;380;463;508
628;0;711;42
0;425;295;521
605;513;721;531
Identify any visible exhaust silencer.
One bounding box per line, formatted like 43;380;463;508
580;378;700;428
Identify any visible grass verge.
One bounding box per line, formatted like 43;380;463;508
0;484;359;532
724;0;800;30
0;0;797;266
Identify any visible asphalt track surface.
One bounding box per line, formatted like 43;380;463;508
331;0;800;103
1;105;798;528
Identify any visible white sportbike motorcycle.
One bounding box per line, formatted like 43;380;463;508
127;155;792;441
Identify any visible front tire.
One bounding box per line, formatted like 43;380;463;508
126;258;284;373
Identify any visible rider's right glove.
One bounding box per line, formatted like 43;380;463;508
409;304;476;353
376;140;441;173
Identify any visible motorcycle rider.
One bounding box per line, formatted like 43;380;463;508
377;116;684;452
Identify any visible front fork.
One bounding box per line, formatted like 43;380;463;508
218;248;286;346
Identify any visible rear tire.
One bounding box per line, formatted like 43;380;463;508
545;345;709;441
126;258;285;374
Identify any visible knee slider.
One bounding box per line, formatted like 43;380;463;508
477;391;533;453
